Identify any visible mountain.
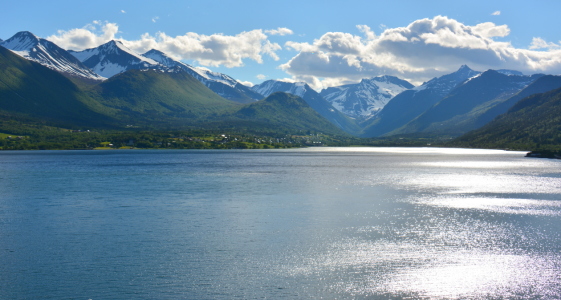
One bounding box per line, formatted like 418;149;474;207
473;75;561;127
319;76;414;120
69;40;163;78
228;92;348;135
0;46;116;127
0;44;238;129
360;65;481;137
452;87;561;150
391;70;543;136
142;49;262;104
0;31;104;81
251;80;360;134
91;68;237;126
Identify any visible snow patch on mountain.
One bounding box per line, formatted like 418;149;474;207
319;75;414;120
251;80;309;98
142;49;262;103
1;31;104;81
70;40;162;78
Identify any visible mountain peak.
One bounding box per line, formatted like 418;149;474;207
1;31;40;51
70;40;160;78
1;31;104;81
457;65;473;72
143;49;166;56
13;31;39;39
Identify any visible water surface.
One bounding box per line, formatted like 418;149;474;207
0;148;560;299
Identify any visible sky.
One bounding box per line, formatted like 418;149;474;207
3;0;561;89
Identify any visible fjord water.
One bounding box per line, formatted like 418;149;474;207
1;148;560;299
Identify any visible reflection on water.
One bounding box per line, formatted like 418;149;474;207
0;148;560;299
422;197;561;216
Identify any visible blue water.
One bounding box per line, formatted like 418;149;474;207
1;148;561;299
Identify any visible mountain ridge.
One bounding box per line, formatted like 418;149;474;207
251;80;361;134
360;65;481;137
320;75;414;120
389;70;543;136
142;49;262;104
1;31;104;81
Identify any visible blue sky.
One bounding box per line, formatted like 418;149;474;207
3;0;561;88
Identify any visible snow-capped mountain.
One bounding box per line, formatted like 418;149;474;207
320;76;414;120
412;65;481;95
251;80;361;134
0;31;104;81
69;40;163;78
251;80;309;98
143;49;262;103
361;65;481;137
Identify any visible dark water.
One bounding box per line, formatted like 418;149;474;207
1;148;560;299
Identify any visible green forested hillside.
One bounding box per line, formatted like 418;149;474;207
451;87;561;150
227;92;349;136
0;46;118;127
93;69;238;120
0;47;350;145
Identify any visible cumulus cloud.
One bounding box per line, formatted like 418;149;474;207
265;27;293;36
492;11;501;16
121;10;126;14
152;16;159;23
237;80;254;87
47;21;284;68
47;21;118;51
256;74;267;80
281;15;561;88
124;30;282;67
529;37;561;50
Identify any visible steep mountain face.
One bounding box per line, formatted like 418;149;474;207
360;65;481;137
1;31;104;81
0;46;116;127
230;92;348;135
474;75;561;127
320;76;414;120
142;49;262;104
69;40;163;78
391;70;543;136
251;80;360;134
453;87;561;149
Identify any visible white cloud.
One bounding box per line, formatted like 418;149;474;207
529;37;561;50
256;74;267;80
237;80;254;87
281;15;561;88
357;25;375;40
492;11;501;16
47;21;284;68
265;27;293;36
152;16;159;23
125;30;282;67
47;21;118;51
121;10;126;14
